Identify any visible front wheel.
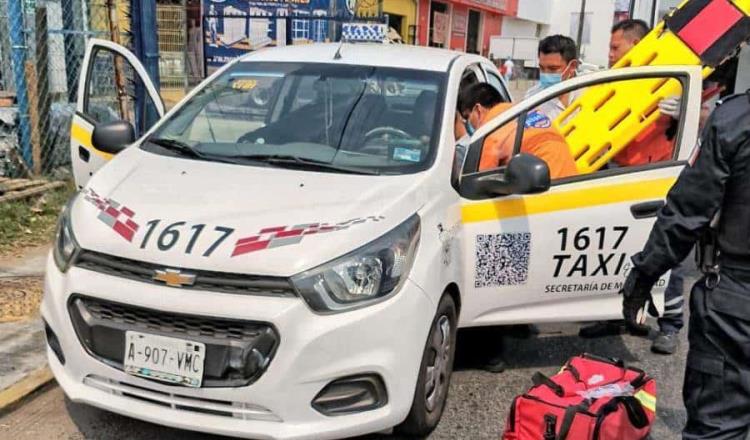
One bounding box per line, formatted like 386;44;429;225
395;294;458;437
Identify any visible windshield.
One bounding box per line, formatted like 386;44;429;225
144;62;446;174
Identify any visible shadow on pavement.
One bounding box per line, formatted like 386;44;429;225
454;325;641;372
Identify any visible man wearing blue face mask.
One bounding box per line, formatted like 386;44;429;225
524;35;580;120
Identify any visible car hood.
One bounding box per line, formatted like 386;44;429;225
71;149;426;276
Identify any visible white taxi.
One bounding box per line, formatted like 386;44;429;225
42;38;703;439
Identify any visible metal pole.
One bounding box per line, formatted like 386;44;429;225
8;0;32;169
650;0;658;28
629;0;637;19
576;0;587;52
132;0;160;131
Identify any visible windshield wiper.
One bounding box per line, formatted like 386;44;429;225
227;154;379;175
149;138;209;159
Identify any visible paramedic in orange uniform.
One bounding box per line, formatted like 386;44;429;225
458;83;578;179
609;19;677;167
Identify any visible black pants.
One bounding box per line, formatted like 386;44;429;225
683;268;750;439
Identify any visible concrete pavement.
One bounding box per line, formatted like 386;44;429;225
0;320;691;439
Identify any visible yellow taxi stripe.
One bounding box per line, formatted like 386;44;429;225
635;390;657;413
461;177;676;224
70;122;113;161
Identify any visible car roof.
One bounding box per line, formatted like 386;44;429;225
239;43;469;72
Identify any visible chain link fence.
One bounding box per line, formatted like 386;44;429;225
0;0;389;179
0;0;130;179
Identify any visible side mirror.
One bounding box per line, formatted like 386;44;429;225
498;153;551;195
91;120;135;154
472;154;551;197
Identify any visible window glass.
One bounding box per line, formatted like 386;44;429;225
145;62;446;175
85;48;158;132
486;71;510;102
477;75;685;180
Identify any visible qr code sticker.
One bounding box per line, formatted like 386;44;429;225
475;233;531;288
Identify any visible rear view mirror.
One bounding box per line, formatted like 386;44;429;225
460;153;551;198
92;120;135;154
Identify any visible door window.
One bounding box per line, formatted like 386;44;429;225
485;70;511;102
85;47;159;133
471;74;688;182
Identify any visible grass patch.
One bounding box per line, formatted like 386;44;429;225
0;181;76;256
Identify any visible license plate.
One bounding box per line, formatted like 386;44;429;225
124;331;205;388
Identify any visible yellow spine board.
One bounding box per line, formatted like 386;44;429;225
555;0;750;174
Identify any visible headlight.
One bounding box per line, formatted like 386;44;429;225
53;200;80;272
291;214;420;313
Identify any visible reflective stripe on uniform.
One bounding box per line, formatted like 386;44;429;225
665;296;683;307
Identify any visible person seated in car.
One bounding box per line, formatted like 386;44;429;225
458;83;578;179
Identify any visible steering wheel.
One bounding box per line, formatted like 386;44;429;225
364;126;412;142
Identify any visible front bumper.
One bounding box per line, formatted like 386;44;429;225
42;254;435;440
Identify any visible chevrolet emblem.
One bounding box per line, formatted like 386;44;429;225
153;269;196;288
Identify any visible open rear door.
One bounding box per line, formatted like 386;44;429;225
71;39;164;188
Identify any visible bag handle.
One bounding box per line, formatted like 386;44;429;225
580;353;625;368
532;372;565;397
556;403;590;440
579;353;651;386
626;366;649;389
621;396;650;428
591;396;650;440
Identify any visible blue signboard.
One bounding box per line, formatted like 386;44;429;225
203;0;364;68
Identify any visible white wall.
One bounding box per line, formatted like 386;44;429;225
501;17;539;38
547;0;615;68
516;0;552;25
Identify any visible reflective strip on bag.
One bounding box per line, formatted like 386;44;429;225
635;390;657;412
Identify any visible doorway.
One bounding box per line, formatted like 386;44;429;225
388;13;405;41
466;9;481;54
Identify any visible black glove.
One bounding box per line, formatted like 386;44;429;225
620;268;659;336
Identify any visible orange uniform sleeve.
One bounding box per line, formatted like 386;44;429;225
521;131;579;179
479;122;516;171
476;103;578;178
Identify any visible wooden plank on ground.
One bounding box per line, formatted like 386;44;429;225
0;179;46;192
0;182;64;203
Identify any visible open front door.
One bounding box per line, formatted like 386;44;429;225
71;39;165;188
457;66;703;326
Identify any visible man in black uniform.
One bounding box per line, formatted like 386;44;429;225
621;91;750;439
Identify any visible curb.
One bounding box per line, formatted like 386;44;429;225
0;366;53;412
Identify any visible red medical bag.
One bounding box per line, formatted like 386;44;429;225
502;354;657;440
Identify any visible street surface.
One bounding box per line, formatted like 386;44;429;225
0;320;690;440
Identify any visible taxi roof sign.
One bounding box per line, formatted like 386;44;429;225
341;23;388;43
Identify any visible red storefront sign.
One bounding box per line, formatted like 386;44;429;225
432;12;449;44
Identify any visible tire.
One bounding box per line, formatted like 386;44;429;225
395;293;458;438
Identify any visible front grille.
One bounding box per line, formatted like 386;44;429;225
83;375;282;422
74;250;296;297
82;296;262;341
70;295;279;387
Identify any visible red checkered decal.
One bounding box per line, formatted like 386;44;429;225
231;216;385;257
83;188;140;242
